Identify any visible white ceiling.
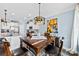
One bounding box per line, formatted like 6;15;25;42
0;3;76;21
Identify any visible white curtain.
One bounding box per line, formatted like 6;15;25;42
71;4;79;53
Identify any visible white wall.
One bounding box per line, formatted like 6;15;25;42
57;10;74;49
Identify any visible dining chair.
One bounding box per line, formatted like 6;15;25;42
45;37;63;56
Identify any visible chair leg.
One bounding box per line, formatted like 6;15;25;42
57;53;61;56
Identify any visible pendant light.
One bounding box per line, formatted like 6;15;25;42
34;3;45;24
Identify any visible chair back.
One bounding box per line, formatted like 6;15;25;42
3;41;13;56
57;40;63;56
55;37;60;47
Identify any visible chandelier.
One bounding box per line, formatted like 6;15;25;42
34;3;45;24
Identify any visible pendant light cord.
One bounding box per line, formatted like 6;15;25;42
38;3;40;17
4;9;7;22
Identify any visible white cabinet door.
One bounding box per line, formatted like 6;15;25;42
5;36;20;50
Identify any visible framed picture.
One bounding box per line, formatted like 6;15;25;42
47;18;58;33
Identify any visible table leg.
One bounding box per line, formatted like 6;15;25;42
20;39;23;48
35;48;41;56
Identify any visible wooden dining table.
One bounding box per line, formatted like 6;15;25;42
20;36;55;56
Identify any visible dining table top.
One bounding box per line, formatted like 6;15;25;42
21;36;48;49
